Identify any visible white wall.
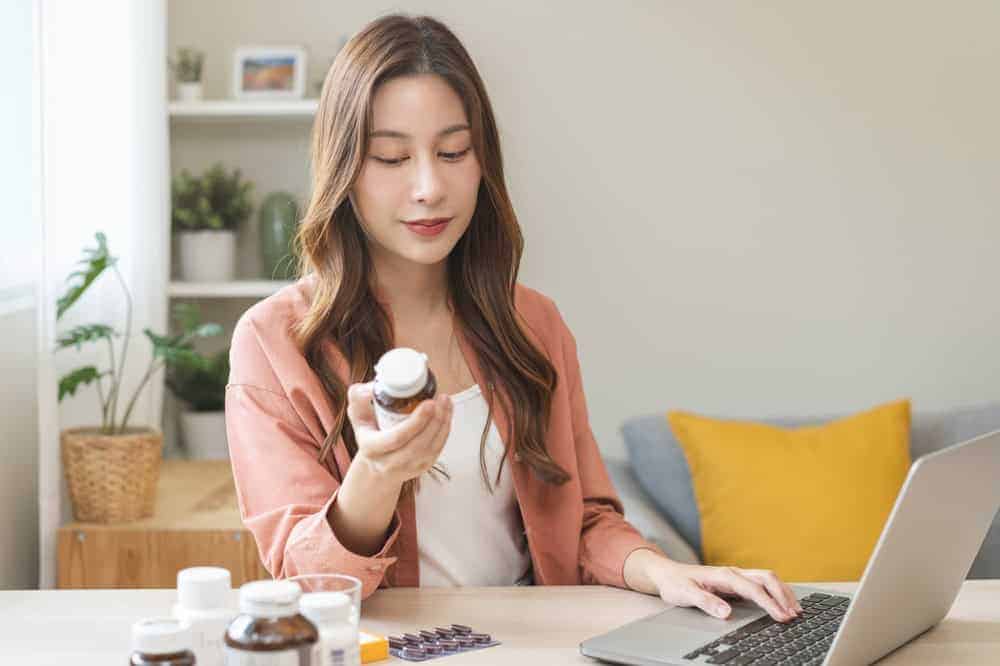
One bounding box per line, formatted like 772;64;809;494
169;1;1000;459
0;308;40;590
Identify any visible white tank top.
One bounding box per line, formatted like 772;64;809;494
413;383;533;587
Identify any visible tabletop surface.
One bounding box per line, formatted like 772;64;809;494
2;580;997;664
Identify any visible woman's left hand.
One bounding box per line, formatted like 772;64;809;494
624;549;803;622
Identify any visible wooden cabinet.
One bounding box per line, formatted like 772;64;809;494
57;460;270;588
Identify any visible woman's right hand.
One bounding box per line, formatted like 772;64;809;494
345;381;453;487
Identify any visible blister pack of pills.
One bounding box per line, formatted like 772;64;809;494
387;624;499;661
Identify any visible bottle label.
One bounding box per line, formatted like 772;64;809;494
324;643;361;666
373;400;409;431
181;615;234;666
225;644;319;665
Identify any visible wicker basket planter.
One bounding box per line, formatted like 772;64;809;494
61;427;162;523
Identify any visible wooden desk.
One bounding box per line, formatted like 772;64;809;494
2;581;997;663
57;460;269;588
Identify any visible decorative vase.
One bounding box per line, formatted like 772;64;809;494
177;81;203;102
258;191;300;280
61;427;162;524
177;230;236;282
179;410;229;460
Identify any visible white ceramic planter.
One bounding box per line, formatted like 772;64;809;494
177;81;203;102
179;410;229;460
177;230;236;282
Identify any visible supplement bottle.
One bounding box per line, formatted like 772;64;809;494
172;566;237;666
224;580;319;665
130;617;196;665
300;592;360;666
372;347;437;430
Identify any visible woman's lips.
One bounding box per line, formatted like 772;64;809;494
403;217;452;237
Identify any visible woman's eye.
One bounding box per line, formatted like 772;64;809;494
440;147;471;161
372;147;471;166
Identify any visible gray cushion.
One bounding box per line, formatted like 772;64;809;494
603;457;700;565
621;402;1000;579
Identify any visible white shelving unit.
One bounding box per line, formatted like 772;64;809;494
168;99;318;122
166;98;316;300
168;280;292;299
164;96;316;457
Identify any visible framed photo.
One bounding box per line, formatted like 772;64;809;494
232;46;307;99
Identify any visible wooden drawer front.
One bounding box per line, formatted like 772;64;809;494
57;528;270;589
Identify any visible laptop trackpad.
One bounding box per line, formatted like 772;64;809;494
655;597;764;632
582;600;766;664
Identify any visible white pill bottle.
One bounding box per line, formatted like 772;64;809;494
172;566;238;666
300;591;361;666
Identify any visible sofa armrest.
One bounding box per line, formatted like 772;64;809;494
604;457;701;565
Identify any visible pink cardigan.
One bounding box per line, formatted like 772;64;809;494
225;275;661;599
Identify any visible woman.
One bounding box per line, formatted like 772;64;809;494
225;13;802;623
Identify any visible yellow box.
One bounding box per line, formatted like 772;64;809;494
360;630;389;663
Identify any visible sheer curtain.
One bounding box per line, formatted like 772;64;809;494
36;0;169;588
0;0;41;590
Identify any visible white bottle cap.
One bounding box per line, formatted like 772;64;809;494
374;348;429;398
177;566;231;610
132;617;192;655
300;591;352;625
239;579;301;618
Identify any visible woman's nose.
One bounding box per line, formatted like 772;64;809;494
411;156;445;205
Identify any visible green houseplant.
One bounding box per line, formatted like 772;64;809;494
164;304;232;459
56;232;221;522
168;47;204;102
172;162;254;282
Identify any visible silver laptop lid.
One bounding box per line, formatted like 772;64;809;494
825;428;1000;665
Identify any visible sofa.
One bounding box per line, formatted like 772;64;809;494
605;402;1000;579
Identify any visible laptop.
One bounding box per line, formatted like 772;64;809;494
581;428;1000;666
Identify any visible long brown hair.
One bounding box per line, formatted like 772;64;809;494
293;13;570;495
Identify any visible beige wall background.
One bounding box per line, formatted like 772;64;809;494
169;1;1000;460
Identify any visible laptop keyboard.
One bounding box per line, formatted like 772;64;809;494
681;592;850;665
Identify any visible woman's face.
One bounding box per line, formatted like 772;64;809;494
351;73;482;268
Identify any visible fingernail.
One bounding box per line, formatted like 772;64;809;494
716;603;729;617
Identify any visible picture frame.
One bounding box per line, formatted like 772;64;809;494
232;46;307;100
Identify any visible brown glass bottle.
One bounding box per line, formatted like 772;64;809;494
225;580;319;664
129;618;195;665
372;348;437;430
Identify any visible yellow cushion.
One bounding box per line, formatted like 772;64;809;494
667;399;912;582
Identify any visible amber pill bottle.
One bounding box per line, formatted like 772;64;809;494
372;348;437;430
224;580;319;664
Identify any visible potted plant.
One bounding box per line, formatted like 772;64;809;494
164;304;231;460
57;233;222;523
168;47;205;102
172;162;254;282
